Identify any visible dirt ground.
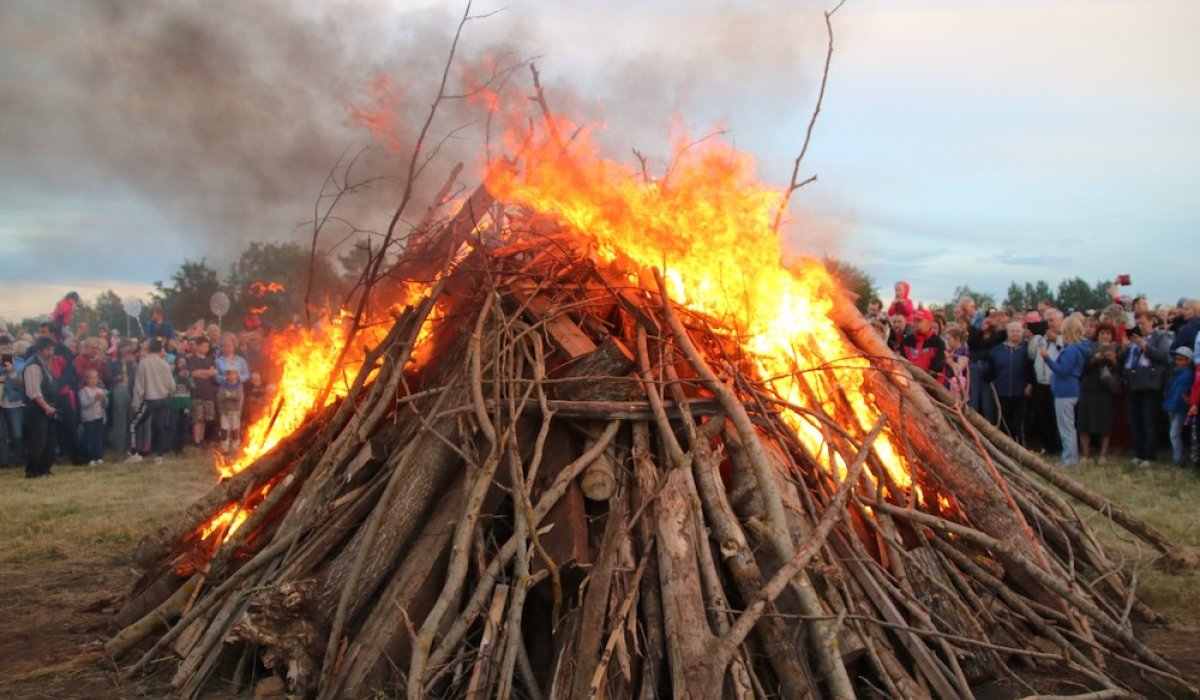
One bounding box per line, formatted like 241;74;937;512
0;455;1197;699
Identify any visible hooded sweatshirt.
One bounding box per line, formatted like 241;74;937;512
1044;338;1093;399
887;282;914;323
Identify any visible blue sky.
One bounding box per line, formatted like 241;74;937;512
2;0;1197;323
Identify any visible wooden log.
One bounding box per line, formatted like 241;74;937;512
105;574;201;659
506;278;598;359
132;408;330;570
530;424;592;584
580;432;619;501
554;335;638;402
115;571;187;629
906;546;1001;683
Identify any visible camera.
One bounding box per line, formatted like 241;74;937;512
1116;274;1131;286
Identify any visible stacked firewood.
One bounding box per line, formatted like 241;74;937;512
107;196;1194;699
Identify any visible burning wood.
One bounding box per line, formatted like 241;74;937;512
109;126;1193;699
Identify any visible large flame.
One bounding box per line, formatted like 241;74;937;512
485;121;915;490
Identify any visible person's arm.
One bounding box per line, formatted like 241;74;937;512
927;339;946;377
237;357;250;383
23;364;55;415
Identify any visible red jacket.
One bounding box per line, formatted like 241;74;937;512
901;330;946;378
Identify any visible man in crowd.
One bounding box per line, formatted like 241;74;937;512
991;321;1034;444
22;338;59;478
901;308;946;378
187;337;219;448
127;338;175;465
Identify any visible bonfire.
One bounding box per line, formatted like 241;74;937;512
105;67;1193;700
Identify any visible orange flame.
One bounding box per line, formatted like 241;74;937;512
485;119;917;492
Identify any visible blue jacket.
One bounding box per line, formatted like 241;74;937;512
1163;366;1195;414
1044;339;1092;399
989;341;1032;398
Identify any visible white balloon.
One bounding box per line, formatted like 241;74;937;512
210;291;230;317
122;296;143;318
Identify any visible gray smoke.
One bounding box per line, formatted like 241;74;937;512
0;0;835;277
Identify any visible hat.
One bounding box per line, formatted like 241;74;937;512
1175;347;1194;362
913;308;934;322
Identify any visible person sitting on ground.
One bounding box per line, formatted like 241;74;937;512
217;367;244;453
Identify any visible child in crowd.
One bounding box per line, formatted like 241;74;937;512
78;368;108;465
1164;347;1195;467
944;327;970;402
217;367;244;453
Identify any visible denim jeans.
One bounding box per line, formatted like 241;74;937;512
1055;397;1079;465
1;406;23;465
1169;412;1186;466
969;360;995;423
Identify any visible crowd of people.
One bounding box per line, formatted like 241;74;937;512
869;281;1200;469
1;292;277;478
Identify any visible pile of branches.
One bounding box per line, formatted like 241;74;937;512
106;197;1194;699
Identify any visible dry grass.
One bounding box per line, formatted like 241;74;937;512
0;453;215;567
0;449;1197;696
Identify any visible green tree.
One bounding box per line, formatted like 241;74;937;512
822;257;879;314
91;289;129;335
227;242;343;328
151;259;222;329
951;285;996;312
1055;277;1110;312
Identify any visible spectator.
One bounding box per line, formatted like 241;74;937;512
1078;322;1120;465
217;367;244;453
1122;310;1172;466
168;356;192;456
73;338;112;389
187;337;219;448
78;369;108;465
108;344;137;454
886;313;908;354
943;327;970;403
1027;308;1063;453
215;333;250;384
127;338;174;465
901;308;946;378
49;291;80;336
966;313;1004;423
865;298;885;321
22;337;59;479
207;324;222;347
1042;314;1091;468
1164;348;1195;467
144;306;177;342
990;321;1033;444
1;340;26;466
887;281;914;324
1171;299;1200;353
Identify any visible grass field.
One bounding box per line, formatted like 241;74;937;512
0;450;1196;698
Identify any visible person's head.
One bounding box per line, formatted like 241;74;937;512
1061;315;1085;344
1174;347;1194;367
893;281;910;299
36;322;52;339
249;370;263;387
82;338;99;357
1134;310;1155;335
207;324;221;341
945;326;965;349
867;298;884;317
194;337;210;357
1044;308;1064;333
84;368;99;387
32;336;55;359
912;308;934;335
175;356;189;371
1096;321;1116;344
1132;296;1149;314
1006;321;1024;344
1187;299;1200;319
958;296;977;317
151;306;164;321
64;291;80;305
889;313;907;335
148;338;164;355
221;333;237;357
225;368;240;385
1023;310;1041;324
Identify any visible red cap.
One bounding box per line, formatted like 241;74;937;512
913;308;933;322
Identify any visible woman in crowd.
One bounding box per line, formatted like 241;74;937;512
1041;314;1090;467
1122;310;1172;466
1077;321;1120;464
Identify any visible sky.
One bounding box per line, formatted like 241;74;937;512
1;0;1197;323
